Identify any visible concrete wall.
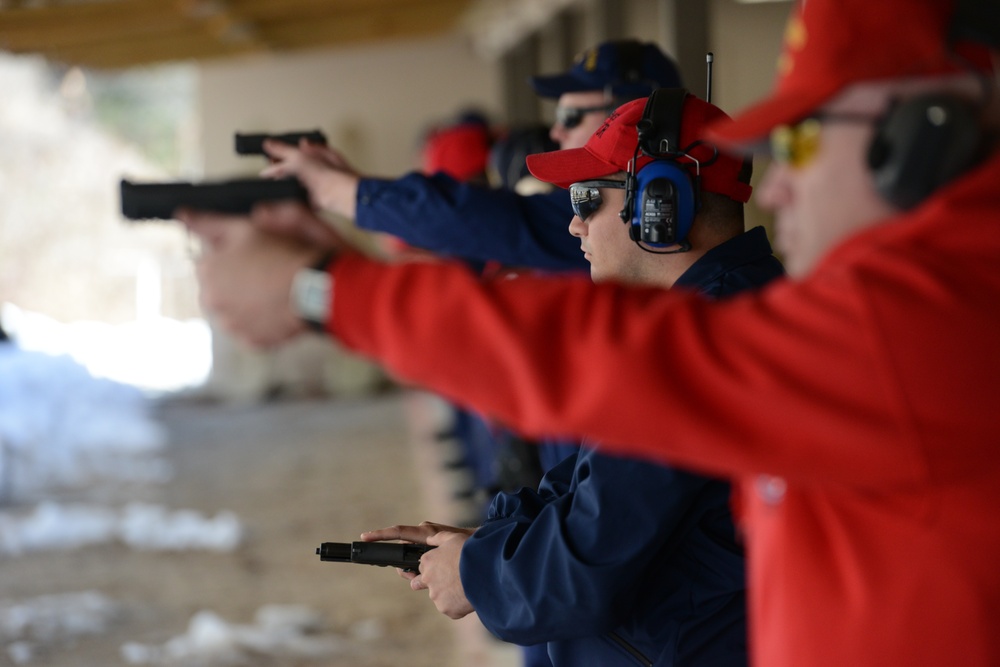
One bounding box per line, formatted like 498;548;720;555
197;33;502;180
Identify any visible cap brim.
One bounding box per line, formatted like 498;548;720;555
705;82;839;149
529;72;593;99
526;147;620;189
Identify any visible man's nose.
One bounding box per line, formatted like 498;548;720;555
756;162;793;213
568;215;586;237
550;123;567;146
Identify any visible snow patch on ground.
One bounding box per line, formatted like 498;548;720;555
0;305;373;666
1;594;363;666
1;591;121;665
0;502;243;556
0;340;172;503
120;605;359;665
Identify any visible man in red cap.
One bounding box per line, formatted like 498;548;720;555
360;92;783;667
184;1;1000;665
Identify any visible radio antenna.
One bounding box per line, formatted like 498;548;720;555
706;52;714;103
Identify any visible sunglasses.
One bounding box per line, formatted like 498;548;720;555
569;180;627;221
555;103;617;130
770;111;880;169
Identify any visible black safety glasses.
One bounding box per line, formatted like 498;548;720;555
569;180;627;221
555;103;616;129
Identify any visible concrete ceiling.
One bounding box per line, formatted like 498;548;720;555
0;0;476;70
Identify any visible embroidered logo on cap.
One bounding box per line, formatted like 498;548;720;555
594;107;624;139
776;12;808;76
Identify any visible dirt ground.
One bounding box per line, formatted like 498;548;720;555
1;389;519;667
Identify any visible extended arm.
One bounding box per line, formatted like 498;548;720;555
260;139;587;272
328;251;931;489
355;174;586;272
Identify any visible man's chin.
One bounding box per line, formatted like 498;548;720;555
776;227;801;275
782;250;817;280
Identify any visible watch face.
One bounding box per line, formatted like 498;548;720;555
293;268;331;325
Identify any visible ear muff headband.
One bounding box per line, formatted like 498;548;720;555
950;0;1000;50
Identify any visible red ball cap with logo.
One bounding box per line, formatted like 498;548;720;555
707;0;994;147
525;93;753;203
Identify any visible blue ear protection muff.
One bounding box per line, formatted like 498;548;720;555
629;161;697;245
621;88;700;252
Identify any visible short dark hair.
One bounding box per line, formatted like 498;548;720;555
698;191;746;235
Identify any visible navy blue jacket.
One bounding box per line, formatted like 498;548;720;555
355;173;588;272
460;227;784;667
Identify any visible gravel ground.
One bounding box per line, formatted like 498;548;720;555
0;390;518;667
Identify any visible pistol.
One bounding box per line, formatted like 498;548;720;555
234;130;327;156
316;541;435;573
120;177;309;221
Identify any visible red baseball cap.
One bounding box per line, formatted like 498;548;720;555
422;122;492;182
526;93;753;203
708;0;994;147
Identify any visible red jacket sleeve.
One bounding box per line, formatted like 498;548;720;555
329;250;932;490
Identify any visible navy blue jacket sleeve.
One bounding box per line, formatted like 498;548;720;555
355;173;588;273
460;448;718;645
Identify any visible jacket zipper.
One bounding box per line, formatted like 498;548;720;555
607;631;654;667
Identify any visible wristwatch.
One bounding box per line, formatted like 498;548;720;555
292;253;335;332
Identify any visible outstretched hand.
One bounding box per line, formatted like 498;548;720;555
178;208;326;348
260;139;361;218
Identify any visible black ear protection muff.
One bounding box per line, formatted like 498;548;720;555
867;93;984;210
621;88;701;251
866;0;995;210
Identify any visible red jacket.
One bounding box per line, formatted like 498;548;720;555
330;151;1000;667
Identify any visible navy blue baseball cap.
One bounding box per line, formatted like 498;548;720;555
530;39;683;100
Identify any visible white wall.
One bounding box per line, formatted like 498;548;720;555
197;33;502;179
710;0;791;115
709;0;792;236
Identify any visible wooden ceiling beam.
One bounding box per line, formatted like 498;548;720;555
0;0;473;70
0;0;267;52
228;0;463;21
256;3;471;50
41;30;261;70
0;10;189;51
1;0;180;28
